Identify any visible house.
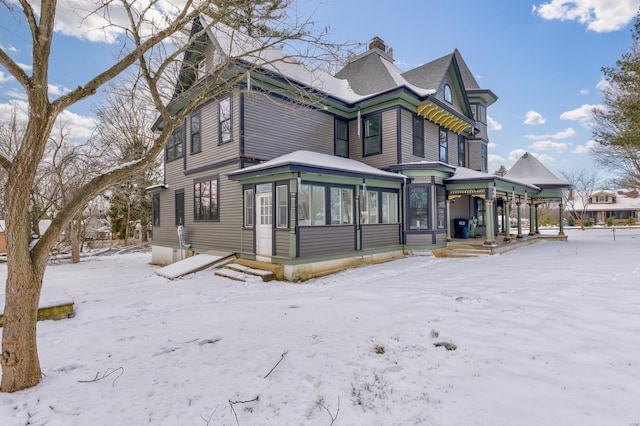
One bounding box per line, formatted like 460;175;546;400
0;220;5;254
570;189;640;224
147;18;569;280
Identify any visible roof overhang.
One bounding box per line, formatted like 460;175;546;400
416;99;474;135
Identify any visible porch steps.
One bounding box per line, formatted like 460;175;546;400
215;261;279;282
434;240;494;258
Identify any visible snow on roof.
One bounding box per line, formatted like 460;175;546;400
202;17;360;104
446;166;540;190
505;152;568;188
230;150;406;181
0;220;51;234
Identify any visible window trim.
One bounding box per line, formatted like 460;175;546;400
481;143;488;171
334;118;349;158
276;184;289;229
457;134;466;167
152;194;160;226
330;186;354;225
361;187;399;225
407;184;430;230
243;187;254;228
219;95;232;144
444;84;452;104
174;189;185;227
362;113;382;157
412;115;424;157
439;127;448;163
165;124;184;162
190;110;201;154
193;175;220;222
197;59;206;80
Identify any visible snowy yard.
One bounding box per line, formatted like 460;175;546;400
1;228;639;425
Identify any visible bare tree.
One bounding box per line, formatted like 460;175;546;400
0;0;334;392
561;169;601;229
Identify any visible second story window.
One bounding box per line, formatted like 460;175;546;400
471;103;487;124
219;96;232;144
481;143;488;171
413;116;424;157
458;135;466;167
444;84;452;103
439;127;448;163
335;119;349;158
191;111;201;154
166;125;184;162
363;114;381;156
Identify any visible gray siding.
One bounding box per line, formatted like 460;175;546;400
243;92;334;160
468;140;484;171
274;229;290;258
350;109;398;169
152;162;244;253
361;224;401;250
424;121;439;162
299;226;356;257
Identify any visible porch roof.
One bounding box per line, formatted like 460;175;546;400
228;150;407;182
446;167;540;192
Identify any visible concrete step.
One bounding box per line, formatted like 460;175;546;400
214;268;259;282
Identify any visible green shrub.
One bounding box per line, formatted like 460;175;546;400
584;218;595;227
626;216;637;226
606;216;615;227
566;217;575;226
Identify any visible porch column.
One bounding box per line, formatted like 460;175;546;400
483;198;497;246
535;203;540;234
558;200;565;236
516;201;523;239
446;199;452;242
503;198;511;241
528;202;535;236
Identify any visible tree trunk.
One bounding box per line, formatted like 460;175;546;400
70;214;82;263
1;173;48;392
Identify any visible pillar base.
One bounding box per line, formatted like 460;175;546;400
483;240;497;247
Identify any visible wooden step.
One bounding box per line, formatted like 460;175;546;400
225;263;275;282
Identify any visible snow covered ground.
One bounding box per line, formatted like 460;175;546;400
1;228;639;425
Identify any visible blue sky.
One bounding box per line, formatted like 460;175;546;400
1;0;639;180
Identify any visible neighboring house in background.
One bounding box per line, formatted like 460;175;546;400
0;220;5;254
147;18;568;280
570;189;640;224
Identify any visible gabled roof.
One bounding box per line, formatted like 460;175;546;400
446;166;540;191
504;152;569;189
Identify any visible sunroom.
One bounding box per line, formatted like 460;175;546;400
228;151;407;275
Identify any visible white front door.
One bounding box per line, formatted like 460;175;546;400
257;192;273;258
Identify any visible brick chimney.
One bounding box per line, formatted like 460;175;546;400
369;36;386;52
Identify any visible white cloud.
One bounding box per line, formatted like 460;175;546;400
509;149;528;161
0;100;97;139
523;110;546;125
572;139;599;154
487;115;502;131
526;127;576;140
56;109;98;139
17;62;32;72
488;142;498;149
560;104;604;122
48;84;71;96
488;153;505;166
0;71;14;84
5;89;29;101
22;0;184;44
532;0;640;32
580;89;589;95
529;140;568;152
596;77;611;92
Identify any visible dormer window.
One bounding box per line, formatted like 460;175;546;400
444;84;452;104
197;59;206;80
